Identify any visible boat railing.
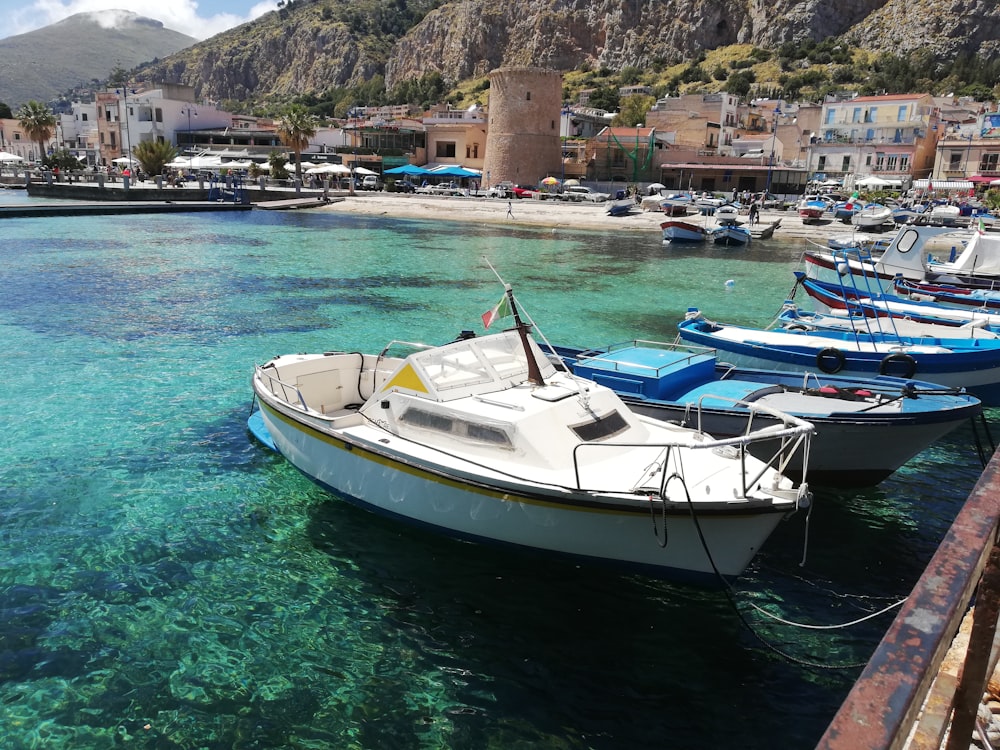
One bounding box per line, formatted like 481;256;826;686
255;366;309;410
571;404;813;499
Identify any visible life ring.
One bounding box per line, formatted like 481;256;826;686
816;347;846;374
879;352;917;379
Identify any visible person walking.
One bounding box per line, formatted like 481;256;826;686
748;200;759;226
506;200;514;219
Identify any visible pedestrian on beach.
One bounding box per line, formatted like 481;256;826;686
748;201;759;226
506;200;514;219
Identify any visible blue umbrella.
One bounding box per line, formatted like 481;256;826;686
384;164;429;176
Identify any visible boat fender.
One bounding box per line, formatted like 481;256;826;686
879;352;917;379
816;347;846;374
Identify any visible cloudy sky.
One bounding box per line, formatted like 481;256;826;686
4;0;275;41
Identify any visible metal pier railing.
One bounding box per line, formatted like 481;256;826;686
817;449;1000;750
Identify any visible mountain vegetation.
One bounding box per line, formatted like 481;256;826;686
129;0;1000;116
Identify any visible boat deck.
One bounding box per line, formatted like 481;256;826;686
0;201;252;218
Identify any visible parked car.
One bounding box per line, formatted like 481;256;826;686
393;179;416;193
428;181;464;195
361;175;383;191
486;181;515;199
511;184;540;199
758;193;785;209
561;185;611;202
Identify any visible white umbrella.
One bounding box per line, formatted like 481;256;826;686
353;166;378;176
305;164;351;175
855;175;891;188
113;156;137;165
0;151;24;162
646;182;666;194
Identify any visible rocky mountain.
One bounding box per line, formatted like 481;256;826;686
56;0;1000;107
0;11;196;110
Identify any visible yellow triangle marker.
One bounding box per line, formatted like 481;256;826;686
381;363;428;394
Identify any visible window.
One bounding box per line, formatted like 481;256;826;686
435;141;456;158
841;156;851;172
526;91;531;101
949;151;963;170
824;109;835;125
817;156;827;171
570;411;629;442
852;107;861;123
155;108;163;123
875;153;885;170
897;105;908;122
899;155;909;171
81;113;88;122
981;153;1000;173
886;155;898;171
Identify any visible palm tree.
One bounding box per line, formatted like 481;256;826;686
16;101;56;163
276;106;318;182
132;141;178;179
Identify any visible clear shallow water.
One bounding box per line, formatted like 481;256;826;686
0;198;989;748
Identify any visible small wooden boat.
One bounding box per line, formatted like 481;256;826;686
851;204;893;230
659;193;694;216
798;198;828;222
606;198;635;217
710;224;751;246
552;340;982;487
678;307;1000;405
661;219;707;243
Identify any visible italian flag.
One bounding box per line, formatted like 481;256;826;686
481;294;513;329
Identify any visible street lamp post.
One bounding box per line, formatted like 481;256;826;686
181;106;197;173
765;106;782;196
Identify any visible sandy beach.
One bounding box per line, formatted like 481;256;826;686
319;192;874;245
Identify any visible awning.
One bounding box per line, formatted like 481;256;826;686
969;175;998;184
913;179;973;191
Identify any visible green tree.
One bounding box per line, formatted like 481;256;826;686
268;152;290;180
16;100;56;162
612;94;655;127
132;140;178;178
43;149;83;172
0;102;12;118
276;106;319;181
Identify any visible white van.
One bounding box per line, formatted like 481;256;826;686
361;175;383;191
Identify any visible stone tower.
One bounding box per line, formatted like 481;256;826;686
482;67;562;189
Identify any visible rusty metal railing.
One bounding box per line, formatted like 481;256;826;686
817;450;1000;750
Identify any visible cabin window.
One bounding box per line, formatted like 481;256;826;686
399;406;513;449
570;410;629;442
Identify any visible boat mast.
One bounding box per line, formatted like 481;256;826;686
505;285;545;386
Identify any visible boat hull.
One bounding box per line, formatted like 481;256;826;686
254;399;789;584
661;220;707;243
710;226;751;246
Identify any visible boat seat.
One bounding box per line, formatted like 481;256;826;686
678;382;785;409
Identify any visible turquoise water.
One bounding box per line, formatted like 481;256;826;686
0;197;988;748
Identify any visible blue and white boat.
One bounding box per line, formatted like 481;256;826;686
677;308;1000;406
249;287;813;583
606;198;635;217
551;340;982;487
710;224;751;246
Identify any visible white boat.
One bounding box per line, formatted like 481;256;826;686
804;224;1000;288
929;204;961;225
851;204;892;230
713;204;740;224
249;288;813;583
